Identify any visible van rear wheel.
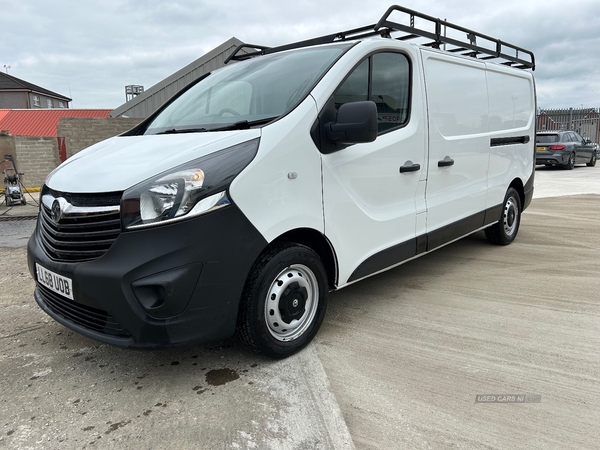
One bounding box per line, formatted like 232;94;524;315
485;187;521;246
236;243;328;359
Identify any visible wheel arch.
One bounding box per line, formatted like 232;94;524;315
509;177;525;209
269;228;338;290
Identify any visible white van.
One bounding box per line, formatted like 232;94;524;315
27;6;536;358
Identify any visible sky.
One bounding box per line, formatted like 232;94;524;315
2;0;600;111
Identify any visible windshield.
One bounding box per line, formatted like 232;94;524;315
144;44;351;134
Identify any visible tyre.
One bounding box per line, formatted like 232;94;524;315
485;187;521;245
565;152;575;170
236;243;328;359
587;152;597;167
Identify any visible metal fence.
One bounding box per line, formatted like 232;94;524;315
537;108;600;143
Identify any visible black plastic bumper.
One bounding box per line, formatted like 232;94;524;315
536;153;568;165
27;205;267;348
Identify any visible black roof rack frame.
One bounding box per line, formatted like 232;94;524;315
225;5;535;71
224;25;380;64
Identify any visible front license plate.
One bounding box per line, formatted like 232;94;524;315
36;263;74;300
536;146;546;151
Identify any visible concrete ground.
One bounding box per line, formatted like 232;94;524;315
315;164;600;449
1;163;599;449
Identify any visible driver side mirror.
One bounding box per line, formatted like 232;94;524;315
325;101;378;145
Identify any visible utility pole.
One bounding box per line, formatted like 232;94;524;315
3;65;10;74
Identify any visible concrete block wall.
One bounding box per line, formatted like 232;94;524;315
57;117;143;158
0;134;18;175
14;137;59;189
1;118;143;190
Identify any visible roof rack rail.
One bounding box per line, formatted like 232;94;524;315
224;25;380;64
375;5;535;70
225;4;535;70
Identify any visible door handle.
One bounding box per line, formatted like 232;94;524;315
438;157;454;167
400;162;421;173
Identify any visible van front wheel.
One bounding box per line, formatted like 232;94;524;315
485;187;521;246
236;243;328;359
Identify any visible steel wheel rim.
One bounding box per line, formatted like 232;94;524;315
265;264;319;342
503;196;518;237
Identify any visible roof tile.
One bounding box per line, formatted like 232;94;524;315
0;109;112;137
0;72;71;101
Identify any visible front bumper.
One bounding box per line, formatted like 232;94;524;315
27;204;267;348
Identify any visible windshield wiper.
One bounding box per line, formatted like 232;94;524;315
154;117;277;134
208;117;278;132
155;127;208;135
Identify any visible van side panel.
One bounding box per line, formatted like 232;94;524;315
230;97;325;243
485;65;535;208
421;52;490;233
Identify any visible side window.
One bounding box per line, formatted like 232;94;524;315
371;53;410;132
562;133;572;142
334;59;368;107
333;52;410;134
572;132;583;144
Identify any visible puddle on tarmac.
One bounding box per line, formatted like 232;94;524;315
205;368;239;386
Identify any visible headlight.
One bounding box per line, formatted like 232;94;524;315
121;138;259;230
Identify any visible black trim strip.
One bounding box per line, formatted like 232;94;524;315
426;211;485;252
523;171;534;211
416;234;427;255
490;136;530;147
348;205;503;282
483;204;503;227
348;239;416;282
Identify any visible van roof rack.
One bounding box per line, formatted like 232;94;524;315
225;5;535;71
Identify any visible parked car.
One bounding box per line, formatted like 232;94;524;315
535;130;597;169
27;5;536;359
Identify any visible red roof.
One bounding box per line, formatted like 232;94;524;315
0;109;111;137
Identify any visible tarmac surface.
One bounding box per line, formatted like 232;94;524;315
1;163;599;449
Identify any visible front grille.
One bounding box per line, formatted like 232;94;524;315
39;189;122;263
38;284;129;337
44;187;122;207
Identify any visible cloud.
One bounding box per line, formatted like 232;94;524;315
1;0;599;109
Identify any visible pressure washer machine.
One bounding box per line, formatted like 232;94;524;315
3;154;26;206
